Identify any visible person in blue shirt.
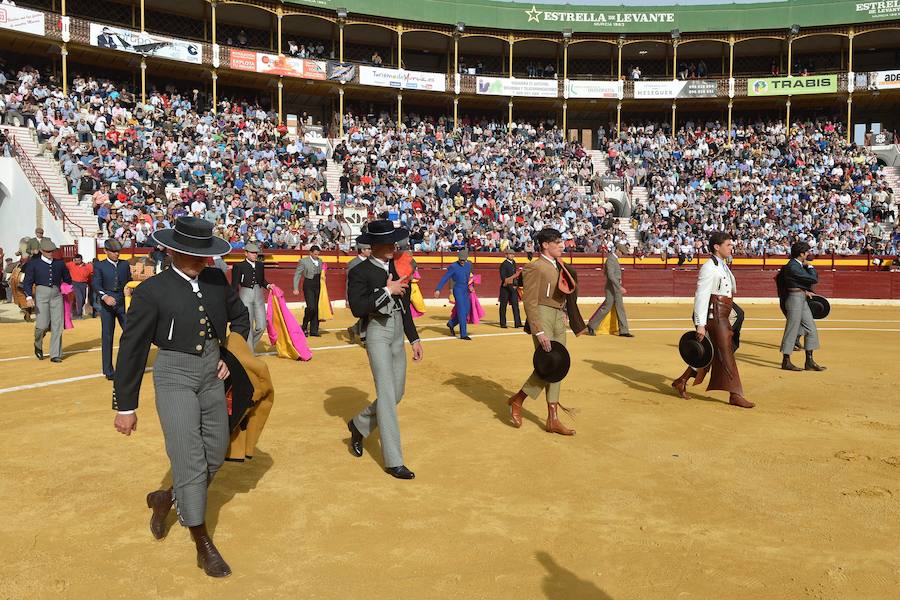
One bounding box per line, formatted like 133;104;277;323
434;249;473;340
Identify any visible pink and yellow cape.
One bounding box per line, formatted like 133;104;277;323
266;286;313;361
449;273;486;325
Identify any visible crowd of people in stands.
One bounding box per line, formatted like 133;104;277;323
1;58;897;258
607;118;898;257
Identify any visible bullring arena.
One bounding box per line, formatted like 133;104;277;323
2;0;900;596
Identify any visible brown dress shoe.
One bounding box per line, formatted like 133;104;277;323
146;488;173;540
507;390;526;428
190;523;232;578
671;367;694;399
729;394;755;409
546;403;575;435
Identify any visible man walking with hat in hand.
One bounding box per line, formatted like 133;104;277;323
23;238;71;362
777;241;826;372
231;242;272;353
345;219;423;479
671;232;753;408
434;248;473;340
93;239;132;379
507;228;580;436
112;216;250;577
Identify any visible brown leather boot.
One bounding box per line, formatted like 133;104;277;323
781;355;802;371
804;351;826;371
146;488;173;540
190;523;232;578
545;402;575;436
507;390;526;428
729;393;755;409
671;367;694;399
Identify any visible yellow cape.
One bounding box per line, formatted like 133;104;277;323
596;309;620;335
318;269;333;321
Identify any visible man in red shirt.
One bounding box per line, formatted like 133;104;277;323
66;254;94;318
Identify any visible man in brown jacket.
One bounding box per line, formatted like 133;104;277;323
507;228;576;436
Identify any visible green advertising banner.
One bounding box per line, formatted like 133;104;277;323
748;75;839;97
284;0;900;34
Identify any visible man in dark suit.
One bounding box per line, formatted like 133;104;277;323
23;239;71;362
778;241;825;371
346;220;423;479
93;239;133;379
230;243;271;353
293;245;322;336
498;249;522;328
113;217;249;578
97;27;119;49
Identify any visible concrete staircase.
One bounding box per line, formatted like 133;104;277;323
631;186;650;208
883;166;899;200
324;157;342;196
614;216;640;249
588;149;609;177
7;126;97;237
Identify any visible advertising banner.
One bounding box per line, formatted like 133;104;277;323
229;49;326;80
476;76;558;98
327;62;356;83
359;66;446;92
565;80;622;99
0;5;44;36
748;75;837;96
866;70;900;91
633;79;717;99
89;23;202;64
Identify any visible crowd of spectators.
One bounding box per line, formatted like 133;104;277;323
607;118;899;258
2;59;898;258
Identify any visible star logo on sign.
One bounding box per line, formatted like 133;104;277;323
525;5;543;22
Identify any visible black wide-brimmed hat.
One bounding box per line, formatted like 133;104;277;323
533;341;571;383
808;295;830;320
679;331;715;370
150;216;232;257
356;219;409;246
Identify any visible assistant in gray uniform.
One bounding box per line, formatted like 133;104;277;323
293;245;323;336
230;243;271;353
586;243;633;337
22;238;71;362
778;241;826;371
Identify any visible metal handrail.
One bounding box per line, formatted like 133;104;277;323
9;135;85;237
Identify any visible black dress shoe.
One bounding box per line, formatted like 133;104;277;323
447;323;456;336
50;357;62;363
460;336;472;341
385;465;415;479
35;347;44;360
311;333;322;337
619;333;635;338
586;327;596;336
500;324;508;329
106;374;115;381
347;420;363;457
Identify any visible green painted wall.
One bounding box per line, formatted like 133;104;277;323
285;0;900;34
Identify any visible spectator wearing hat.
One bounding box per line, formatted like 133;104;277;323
434;248;474;340
777;242;826;372
93;239;133;379
230;243;271;353
22;238;71;362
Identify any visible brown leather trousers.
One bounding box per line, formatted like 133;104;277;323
693;295;744;396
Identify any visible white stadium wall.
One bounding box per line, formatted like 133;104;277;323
0;158;73;257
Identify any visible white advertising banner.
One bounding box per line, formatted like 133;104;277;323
476;76;558;98
867;70;900;90
633;80;684;99
89;23;203;64
358;66;446;92
565;79;622;99
0;5;45;36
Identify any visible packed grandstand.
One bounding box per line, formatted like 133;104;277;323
0;0;898;260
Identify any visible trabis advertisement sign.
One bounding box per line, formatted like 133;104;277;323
748;75;838;97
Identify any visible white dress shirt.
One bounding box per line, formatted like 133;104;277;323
693;256;736;326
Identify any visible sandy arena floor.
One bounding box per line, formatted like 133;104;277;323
0;300;899;599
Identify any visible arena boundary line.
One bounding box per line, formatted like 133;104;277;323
1;327;898;395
